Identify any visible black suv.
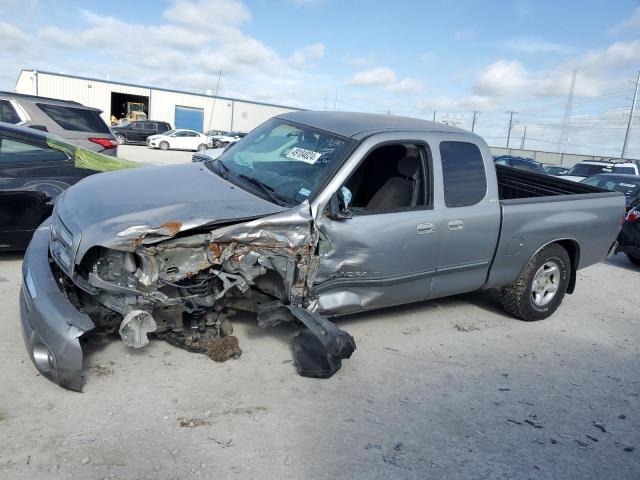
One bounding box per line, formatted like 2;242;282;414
112;121;172;145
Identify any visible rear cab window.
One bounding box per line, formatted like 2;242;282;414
36;103;110;133
440;141;487;207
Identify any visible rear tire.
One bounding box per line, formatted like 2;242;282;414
116;134;126;145
159;141;169;151
627;254;640;266
501;244;570;321
197;143;206;152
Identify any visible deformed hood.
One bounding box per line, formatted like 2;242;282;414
56;163;287;257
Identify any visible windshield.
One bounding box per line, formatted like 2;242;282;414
582;176;640;196
567;163;613;176
209;118;354;206
162;129;177;136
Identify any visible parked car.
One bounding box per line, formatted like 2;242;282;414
192;147;225;163
112;120;172;145
0;123;138;251
616;206;640;266
208;131;245;148
562;160;640;182
146;129;210;151
493;155;545;173
20;111;624;391
581;174;640;211
543;164;569;176
0;91;118;156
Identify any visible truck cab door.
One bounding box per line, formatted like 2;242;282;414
312;135;443;315
428;137;501;298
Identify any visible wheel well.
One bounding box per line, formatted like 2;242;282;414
555;239;580;294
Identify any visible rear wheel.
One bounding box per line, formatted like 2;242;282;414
159;141;169;151
197;143;206;152
116;134;126;145
501;244;570;321
627;254;640;266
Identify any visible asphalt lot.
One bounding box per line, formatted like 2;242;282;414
0;145;639;479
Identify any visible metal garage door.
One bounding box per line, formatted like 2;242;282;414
174;106;204;132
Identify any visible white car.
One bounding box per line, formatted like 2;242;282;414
207;131;244;148
562;160;640;182
146;129;210;151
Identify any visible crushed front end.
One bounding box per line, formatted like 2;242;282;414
20;203;354;391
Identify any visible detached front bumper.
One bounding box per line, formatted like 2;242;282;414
20;220;95;391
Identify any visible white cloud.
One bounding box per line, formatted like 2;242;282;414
473;59;528;96
344;55;376;68
289;43;325;66
505;36;576;55
608;6;640;35
347;67;397;87
386;78;422;95
0;20;27;50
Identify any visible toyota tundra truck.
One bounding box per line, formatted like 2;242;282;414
19;111;626;391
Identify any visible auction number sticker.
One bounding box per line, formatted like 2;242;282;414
286;147;322;164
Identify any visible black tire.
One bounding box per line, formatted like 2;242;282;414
159;141;169;151
197;143;206;152
627;254;640;266
115;134;126;145
501;244;570;321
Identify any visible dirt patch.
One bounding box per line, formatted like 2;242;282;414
177;417;210;428
0;410;6;422
222;406;268;416
90;363;115;376
453;323;480;332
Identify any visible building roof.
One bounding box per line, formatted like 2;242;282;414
19;69;303;111
277;110;471;139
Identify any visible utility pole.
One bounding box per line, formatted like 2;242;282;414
558;70;577;154
520;125;527;149
506;111;516;148
206;70;222;131
471;111;479;132
323;88;328;110
432;110;437;122
334;92;338;111
622;70;640;159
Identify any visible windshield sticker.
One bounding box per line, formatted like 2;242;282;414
298;187;312;197
286;147;322;164
620;183;636;188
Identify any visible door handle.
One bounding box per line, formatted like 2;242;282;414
448;220;464;231
416;223;435;235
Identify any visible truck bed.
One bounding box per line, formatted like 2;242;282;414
496;165;603;200
486;165;626;289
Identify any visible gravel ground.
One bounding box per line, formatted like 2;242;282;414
0;147;638;478
0;251;638;479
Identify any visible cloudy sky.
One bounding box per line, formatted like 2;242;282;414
1;0;639;157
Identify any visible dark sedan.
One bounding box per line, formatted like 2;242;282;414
0;122;139;250
616;206;640;266
493;155;545;173
581;174;640;211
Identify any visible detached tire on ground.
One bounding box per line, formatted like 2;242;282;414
501;243;570;321
159;141;169;151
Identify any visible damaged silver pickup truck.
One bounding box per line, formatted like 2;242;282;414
20;111;625;391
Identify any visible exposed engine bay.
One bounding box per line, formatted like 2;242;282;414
53;202;355;381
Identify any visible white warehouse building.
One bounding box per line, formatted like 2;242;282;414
15;69;302;133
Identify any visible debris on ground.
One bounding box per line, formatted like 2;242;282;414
209;438;233;448
585;434;599;442
177;417;210;428
381;442;412;470
201;335;242;362
90;363;114;376
575;439;589;448
80;457;91;465
453;323;480;332
593;421;607;433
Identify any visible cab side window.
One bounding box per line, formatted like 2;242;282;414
342;143;429;213
440;141;486;207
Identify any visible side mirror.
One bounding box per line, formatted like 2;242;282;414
327;190;351;221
